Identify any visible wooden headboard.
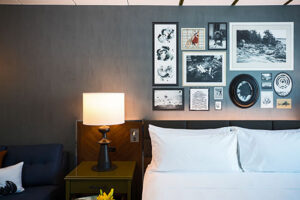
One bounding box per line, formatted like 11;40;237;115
142;120;300;175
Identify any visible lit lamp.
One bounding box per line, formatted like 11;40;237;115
83;93;125;172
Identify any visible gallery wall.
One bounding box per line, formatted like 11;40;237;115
0;5;299;165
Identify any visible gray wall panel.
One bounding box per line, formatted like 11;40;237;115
0;5;299;165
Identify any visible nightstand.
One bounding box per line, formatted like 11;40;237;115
65;161;136;200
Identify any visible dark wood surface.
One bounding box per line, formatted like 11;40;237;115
76;121;143;200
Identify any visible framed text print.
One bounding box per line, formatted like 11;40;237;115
230;22;294;71
153;22;178;86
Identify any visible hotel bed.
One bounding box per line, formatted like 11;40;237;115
141;120;300;200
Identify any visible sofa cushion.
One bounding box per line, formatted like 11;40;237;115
2;144;63;187
0;185;60;200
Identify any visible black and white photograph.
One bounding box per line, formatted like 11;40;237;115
181;28;205;50
262;82;272;89
153;22;178;86
189;88;209;111
215;101;222;110
274;72;292;97
214;87;223;100
261;91;273;108
208;22;227;50
182;51;226;86
230;22;294;71
153;88;184;110
261;73;272;81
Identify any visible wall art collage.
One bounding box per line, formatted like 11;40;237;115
152;22;294;111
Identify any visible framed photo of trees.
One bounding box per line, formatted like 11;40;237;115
229;22;294;71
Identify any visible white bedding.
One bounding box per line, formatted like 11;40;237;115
142;169;300;200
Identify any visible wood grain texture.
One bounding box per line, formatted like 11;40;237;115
77;120;142;200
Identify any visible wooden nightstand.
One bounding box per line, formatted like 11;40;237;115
65;161;136;200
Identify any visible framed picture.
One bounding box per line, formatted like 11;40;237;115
153;88;184;110
214;87;223;100
182;51;226;86
229;74;259;108
261;73;272;81
215;101;222;110
189;88;209;111
153;22;178;86
261;91;273;108
208;22;227;50
274;72;292;97
276;99;292;109
230;22;294;71
181;28;205;50
261;82;272;89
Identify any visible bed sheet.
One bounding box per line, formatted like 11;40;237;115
142;169;300;200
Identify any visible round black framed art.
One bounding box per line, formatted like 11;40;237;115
229;74;259;108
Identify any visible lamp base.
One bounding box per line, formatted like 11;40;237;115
92;164;117;172
91;125;117;172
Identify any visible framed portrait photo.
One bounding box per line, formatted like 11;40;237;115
181;28;205;50
153;88;184;111
208;22;227;50
182;51;226;86
189;88;209;111
153;22;178;86
230;22;294;71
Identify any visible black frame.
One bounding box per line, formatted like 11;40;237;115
152;88;184;111
229;74;259;108
274;72;293;97
189;88;210;111
152;22;179;86
208;22;227;50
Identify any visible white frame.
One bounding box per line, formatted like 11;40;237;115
181;28;205;50
230;22;294;71
215;101;222;110
214;87;224;100
182;51;226;86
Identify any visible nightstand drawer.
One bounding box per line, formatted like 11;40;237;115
70;180;128;194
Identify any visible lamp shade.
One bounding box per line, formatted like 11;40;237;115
83;93;125;126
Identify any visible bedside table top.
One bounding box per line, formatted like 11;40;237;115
65;161;136;180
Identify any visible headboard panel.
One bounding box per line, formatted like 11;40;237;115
142;120;300;175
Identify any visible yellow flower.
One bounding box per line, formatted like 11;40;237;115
97;188;115;200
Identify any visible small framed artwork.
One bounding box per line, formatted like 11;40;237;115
230;22;294;71
274;72;292;97
189;88;209;111
181;28;205;50
208;22;227;50
261;73;272;81
182;51;226;86
215;101;222;110
276;99;292;109
261;91;273;108
214;87;223;100
153;88;184;111
261;82;272;89
229;74;259;108
153;22;178;86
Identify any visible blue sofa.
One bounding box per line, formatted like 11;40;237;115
0;144;67;200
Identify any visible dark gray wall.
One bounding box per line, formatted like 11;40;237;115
0;5;299;165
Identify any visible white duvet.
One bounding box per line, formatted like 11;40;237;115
142;169;300;200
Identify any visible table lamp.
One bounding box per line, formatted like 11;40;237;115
83;93;125;172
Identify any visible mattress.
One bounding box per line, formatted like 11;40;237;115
142;169;300;200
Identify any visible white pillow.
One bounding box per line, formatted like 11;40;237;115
148;125;241;172
0;162;24;193
237;127;300;172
